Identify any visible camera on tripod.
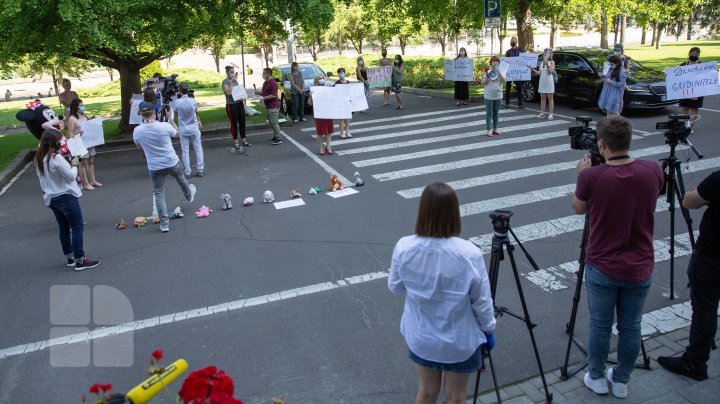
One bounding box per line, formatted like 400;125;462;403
489;210;513;239
568;116;605;166
656;114;692;146
161;74;179;103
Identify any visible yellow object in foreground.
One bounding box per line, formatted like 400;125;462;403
126;358;188;403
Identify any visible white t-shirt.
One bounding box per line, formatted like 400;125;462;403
133;121;179;171
172;96;199;135
35;154;82;206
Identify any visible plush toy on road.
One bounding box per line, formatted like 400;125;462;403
195;206;212;218
330;174;343;191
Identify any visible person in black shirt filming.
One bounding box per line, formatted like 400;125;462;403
658;170;720;381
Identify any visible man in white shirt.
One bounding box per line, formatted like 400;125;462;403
172;82;204;178
133;102;196;233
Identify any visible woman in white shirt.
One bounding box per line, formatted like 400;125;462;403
34;129;100;271
389;182;496;404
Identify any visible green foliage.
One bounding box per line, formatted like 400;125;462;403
139;60;163;85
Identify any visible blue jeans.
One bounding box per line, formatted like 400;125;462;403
586;265;652;383
49;194;84;260
291;93;305;120
485;98;501;130
149;162;192;226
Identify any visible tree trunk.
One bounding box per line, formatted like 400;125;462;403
620;15;626;44
515;1;535;51
436;33;447;56
117;63;142;133
676;20;682;41
600;11;608;49
655;23;663;49
687;14;693;40
337;32;342;55
613;15;619;45
311;31;320;61
651;22;658;47
106;67;114;81
212;52;220;73
641;25;647;45
399;36;407;55
499;20;507;55
53;64;61;95
550;16;557;49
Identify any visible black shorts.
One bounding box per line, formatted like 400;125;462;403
679;97;704;109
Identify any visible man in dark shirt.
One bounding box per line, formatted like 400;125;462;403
658;171;720;381
572;115;663;399
260;67;283;145
504;37;524;109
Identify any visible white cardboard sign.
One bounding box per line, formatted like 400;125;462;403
79;117;105;148
310;86;352;119
665;61;720;100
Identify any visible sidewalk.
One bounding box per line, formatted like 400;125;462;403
469;324;720;403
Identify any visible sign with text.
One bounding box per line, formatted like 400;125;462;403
665;61;720;100
309;86;352;119
444;58;475;81
501;54;538;81
367;66;392;88
129;94;143;125
66;136;88;157
79;117;105;148
345;83;369;112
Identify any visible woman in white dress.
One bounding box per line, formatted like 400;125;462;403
530;48;556;120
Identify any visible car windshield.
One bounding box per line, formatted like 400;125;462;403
283;66;323;80
586;53;645;72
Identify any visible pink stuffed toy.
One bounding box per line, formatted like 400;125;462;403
195;206;212;218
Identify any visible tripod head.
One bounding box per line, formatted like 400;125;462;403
489;210;513;239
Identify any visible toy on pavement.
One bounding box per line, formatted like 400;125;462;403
195;206;212;218
330;174;343;192
221;193;233;210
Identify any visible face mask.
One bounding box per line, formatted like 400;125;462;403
689;54;699;61
614;50;621;56
339;73;346;80
394;58;400;63
227;73;234;79
511;42;517;47
358;60;364;65
492;63;498;69
382;53;387;57
79;105;85;113
319;79;325;85
460;51;466;56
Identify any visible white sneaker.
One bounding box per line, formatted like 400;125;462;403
607;367;628;398
584;372;609;395
188;184;196;203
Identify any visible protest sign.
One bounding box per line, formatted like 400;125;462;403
445;58;475;81
665;61;720;100
368;66;392;88
232;85;248;101
79;117;105;148
129;94;143;125
602;61;611;77
66;136;88;157
309;86;352;119
346;83;369;112
502;54;538;81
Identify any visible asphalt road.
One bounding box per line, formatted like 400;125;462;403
1;89;719;403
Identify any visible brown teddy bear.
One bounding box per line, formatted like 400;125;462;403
330;173;344;191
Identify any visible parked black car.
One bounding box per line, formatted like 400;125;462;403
521;48;676;111
272;63;332;115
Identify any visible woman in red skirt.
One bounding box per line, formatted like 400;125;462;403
309;75;334;155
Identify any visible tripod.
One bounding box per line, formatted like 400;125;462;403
560;214;651;380
660;136;702;299
473;211;553;404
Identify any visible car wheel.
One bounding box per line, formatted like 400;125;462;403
521;82;538;103
280;94;289;115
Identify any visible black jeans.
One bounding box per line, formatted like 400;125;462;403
225;102;246;141
505;81;523;106
685;250;720;371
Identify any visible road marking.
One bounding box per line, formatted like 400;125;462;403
0;162;31;197
459;156;720;217
700;107;720;113
355;121;569;168
0;270;390;361
280;130;350;184
525;232;696;292
397;145;684;199
300;105;486;132
373;144;569;181
336;115;537;155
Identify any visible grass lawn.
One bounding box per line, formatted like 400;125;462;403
626;40;720;71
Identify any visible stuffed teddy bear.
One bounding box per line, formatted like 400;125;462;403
243;197;254;206
221;194;233;210
290;189;301;198
330;174;343;191
353;171;364;187
263;190;274;203
195;206;212;218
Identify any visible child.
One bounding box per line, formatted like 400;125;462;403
333;67;352;139
308;75;334;155
481;56;506;137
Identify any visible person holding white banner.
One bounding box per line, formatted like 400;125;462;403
333;68;353;139
308;75;334;155
67;99;103;190
598;55;627;116
678;47;704;130
504;38;524;109
454;48;471;106
481;56;506;137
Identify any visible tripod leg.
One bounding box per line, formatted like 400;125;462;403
472;364;482;404
485;350;503;404
561;218;590;380
674;162;696;248
668;174;677;300
639;338;651;369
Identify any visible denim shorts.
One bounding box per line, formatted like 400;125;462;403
409;347;482;373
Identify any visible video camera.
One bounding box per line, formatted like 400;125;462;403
656;114;692;146
161;74;179;103
568;116;605;166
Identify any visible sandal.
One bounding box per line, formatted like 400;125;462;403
319;150;325;155
92;182;103;187
340;132;348;139
493;129;502;136
234;142;241;149
346;132;353;139
242;141;252;147
537;113;546;119
548;114;554;120
486;130;494;137
325;148;334;155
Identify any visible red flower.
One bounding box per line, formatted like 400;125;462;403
89;384;100;394
152;349;164;361
89;383;112;395
178;366;242;404
100;384;112;392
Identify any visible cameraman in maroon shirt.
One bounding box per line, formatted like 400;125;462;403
572;115;663;399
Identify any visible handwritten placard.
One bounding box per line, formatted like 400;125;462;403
129;94;143;125
310;86;352;119
79;117;105;148
665;61;720;100
444;58;474;81
501;54;538;81
66;136;88;157
368;66;392;88
346;83;369;112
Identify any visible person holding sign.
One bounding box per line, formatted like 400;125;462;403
67;99;103;190
333;68;353;139
308;75;334;155
678;47;704;130
454;47;471;106
356;56;370;114
34;129;100;271
379;49;393;106
222;65;250;149
481;56;506;137
504;38;524;109
392;55;406;110
173;82;204;179
598;55;627;116
529;49;556;120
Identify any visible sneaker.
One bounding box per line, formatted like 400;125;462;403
300;118;307;122
658;355;708;381
75;258;100;271
606;367;627;399
293;119;299;123
584;372;609;395
184;173;191;179
66;258;75;268
160;224;169;233
188;184;196;203
271;138;283;145
197;170;204;178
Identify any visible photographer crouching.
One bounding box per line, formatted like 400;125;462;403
572;116;663;399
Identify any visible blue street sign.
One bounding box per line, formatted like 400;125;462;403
485;0;500;18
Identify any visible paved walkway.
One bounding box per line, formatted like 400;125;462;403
468;324;720;403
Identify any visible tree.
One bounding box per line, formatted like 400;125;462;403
296;0;334;60
13;55;94;95
698;0;720;38
532;0;588;49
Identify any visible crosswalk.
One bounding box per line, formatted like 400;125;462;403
297;105;716;294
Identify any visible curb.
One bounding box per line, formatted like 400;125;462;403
0;148;34;190
403;87;485;102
